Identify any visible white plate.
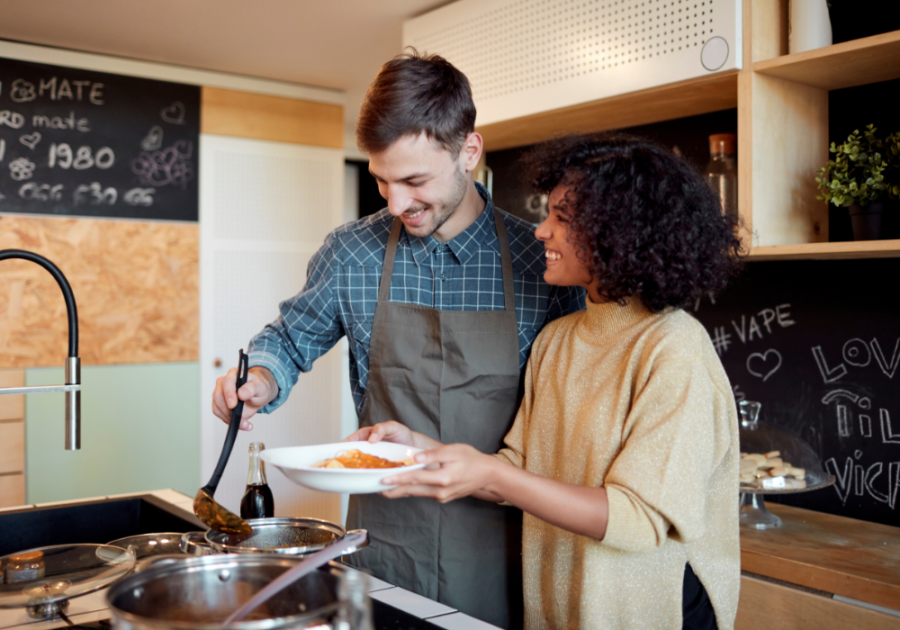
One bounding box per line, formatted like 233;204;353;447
261;441;425;494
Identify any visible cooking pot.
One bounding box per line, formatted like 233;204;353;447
204;518;367;556
106;554;342;630
105;534;184;559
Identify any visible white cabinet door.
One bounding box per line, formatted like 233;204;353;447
199;134;344;522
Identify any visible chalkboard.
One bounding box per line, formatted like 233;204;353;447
0;57;199;221
693;259;900;528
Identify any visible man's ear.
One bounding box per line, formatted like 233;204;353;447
460;132;484;173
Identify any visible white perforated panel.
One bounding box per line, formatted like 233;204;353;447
404;0;742;126
200;135;344;523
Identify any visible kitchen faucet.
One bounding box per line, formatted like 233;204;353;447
0;249;81;450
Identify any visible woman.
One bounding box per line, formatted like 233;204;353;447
351;133;744;629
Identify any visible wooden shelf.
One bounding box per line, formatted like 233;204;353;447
749;240;900;261
753;30;900;91
478;70;738;152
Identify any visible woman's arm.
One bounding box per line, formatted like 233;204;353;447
383;444;609;540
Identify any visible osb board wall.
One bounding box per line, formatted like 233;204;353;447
0;215;198;367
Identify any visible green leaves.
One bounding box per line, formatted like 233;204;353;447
816;125;900;207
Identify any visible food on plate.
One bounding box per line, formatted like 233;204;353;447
739;451;806;490
311;449;415;469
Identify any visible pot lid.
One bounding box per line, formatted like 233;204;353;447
0;544;135;609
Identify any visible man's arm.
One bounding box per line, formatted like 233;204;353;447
211;233;345;426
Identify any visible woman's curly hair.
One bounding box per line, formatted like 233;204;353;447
523;132;745;312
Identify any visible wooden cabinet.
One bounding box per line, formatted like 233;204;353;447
0;369;26;508
477;2;900;260
736;503;900;629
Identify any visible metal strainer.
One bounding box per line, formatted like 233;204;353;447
204;517;367;556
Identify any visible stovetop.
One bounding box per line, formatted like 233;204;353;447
52;600;441;630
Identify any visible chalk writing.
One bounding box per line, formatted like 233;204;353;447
131;140;194;187
160;101;185;124
141;126;163;151
711;326;732;355
825;453;900;507
123;187;155;206
812;337;900;384
19;182;64;202
730;304;795;345
8;77;104;104
19;132;40;150
746;349;782;381
9;157;35;180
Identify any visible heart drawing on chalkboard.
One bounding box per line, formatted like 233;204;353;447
746;349;782;382
161;101;186;124
20;132;42;150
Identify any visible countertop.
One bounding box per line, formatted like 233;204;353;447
0;490;500;630
740;502;900;612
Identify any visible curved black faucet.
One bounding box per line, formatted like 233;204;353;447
0;249;81;450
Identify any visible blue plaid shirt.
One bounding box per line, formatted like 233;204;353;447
249;183;585;415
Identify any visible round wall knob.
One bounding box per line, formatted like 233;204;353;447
213;358;222;368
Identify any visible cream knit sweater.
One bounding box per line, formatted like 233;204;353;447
497;298;740;630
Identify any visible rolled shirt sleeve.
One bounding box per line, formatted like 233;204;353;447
249;233;344;413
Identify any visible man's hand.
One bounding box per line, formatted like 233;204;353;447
212;366;278;430
343;420;443;451
380;444;504;503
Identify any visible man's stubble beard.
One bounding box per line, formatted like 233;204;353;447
420;164;470;238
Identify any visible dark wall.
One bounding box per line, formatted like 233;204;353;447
693;259;900;528
346;159;385;220
486;108;738;223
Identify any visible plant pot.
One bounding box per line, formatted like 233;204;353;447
848;200;899;241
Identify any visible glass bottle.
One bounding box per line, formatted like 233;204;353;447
335;569;374;630
706;133;738;222
240;442;274;519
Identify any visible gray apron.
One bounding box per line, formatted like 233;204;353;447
347;209;523;629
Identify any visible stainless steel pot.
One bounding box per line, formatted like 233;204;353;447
204;518;367;556
106;554;342;630
106;534;184;559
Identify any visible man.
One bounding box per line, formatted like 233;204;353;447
212;51;583;628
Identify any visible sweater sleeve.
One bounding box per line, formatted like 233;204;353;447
602;354;734;553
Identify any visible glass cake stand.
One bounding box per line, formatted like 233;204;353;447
737;401;836;530
0;544;135;619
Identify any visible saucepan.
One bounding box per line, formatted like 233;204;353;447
106;554;343;630
204;517;368;557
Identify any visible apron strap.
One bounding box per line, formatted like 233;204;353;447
492;210;516;314
379;211;516;314
378;218;404;303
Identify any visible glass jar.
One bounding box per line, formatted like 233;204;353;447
5;551;45;584
706;133;738;222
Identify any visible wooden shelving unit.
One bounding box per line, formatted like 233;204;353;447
478;71;739;153
478;0;900;261
753;30;900;91
749;239;900;261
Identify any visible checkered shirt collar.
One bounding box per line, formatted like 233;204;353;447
404;182;499;267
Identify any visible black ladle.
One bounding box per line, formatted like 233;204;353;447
193;349;252;535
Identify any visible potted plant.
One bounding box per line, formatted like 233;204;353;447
816;125;900;241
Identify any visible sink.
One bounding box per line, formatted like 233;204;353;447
0;495;205;556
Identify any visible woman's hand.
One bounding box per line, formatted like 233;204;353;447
380;444;504;503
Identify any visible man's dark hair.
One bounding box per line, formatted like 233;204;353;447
357;49;476;155
523;132;745;312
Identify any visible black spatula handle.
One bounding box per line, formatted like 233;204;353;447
203;349;249;496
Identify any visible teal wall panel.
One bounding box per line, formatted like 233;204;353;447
25;363;199;504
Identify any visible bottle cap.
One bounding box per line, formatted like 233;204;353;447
709;133;736;155
10;551;44;562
